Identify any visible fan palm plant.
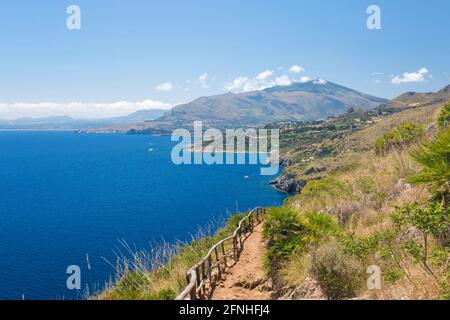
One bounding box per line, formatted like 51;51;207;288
409;127;450;210
437;103;450;129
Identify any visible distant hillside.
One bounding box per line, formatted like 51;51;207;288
378;84;450;111
89;80;386;134
0;109;167;130
273;83;450;191
264;99;450;300
157;80;387;128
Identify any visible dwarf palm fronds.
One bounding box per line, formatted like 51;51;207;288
437;104;450;129
374;122;425;155
409;128;450;209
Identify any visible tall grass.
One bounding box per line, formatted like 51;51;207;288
95;212;246;300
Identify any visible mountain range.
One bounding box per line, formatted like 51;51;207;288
86;79;388;133
157;79;387;128
0;109;167;130
4;81;450;132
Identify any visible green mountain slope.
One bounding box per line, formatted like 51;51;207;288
157;80;387;128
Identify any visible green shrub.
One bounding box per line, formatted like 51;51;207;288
375;122;424;154
440;283;450;300
391;202;450;275
112;271;151;300
341;233;381;261
437;104;450;129
264;208;305;271
263;208;341;273
409;128;450;210
310;241;364;300
301;176;351;206
301;212;341;243
385;268;404;284
153;288;177;300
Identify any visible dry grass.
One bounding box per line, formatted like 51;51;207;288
95;213;245;300
275;105;448;299
281;253;311;287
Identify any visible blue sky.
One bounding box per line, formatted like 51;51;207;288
0;0;449;118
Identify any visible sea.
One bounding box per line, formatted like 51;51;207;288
0;131;286;300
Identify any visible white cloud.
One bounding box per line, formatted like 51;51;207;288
274;75;293;86
225;67;312;93
299;76;311;83
224;76;266;92
198;73;209;88
256;70;274;81
289;65;305;74
0;100;173;120
155;82;173;91
391;68;430;85
224;77;246;91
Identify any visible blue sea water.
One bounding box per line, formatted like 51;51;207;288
0;131;285;300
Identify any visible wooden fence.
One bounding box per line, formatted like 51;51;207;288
175;207;266;300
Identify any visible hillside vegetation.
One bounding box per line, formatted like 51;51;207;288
87;80;387;134
264;101;449;300
97;213;247;300
159;81;386;128
99;89;449;300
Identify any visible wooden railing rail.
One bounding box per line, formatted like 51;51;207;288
176;207;266;300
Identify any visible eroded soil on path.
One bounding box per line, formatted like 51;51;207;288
211;223;272;300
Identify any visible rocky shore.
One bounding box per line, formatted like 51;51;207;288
269;173;306;194
269;158;306;194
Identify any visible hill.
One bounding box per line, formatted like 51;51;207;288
378;84;450;112
261;96;449;300
156;79;387;128
268;84;450;193
0;109;167;130
85;80;387;134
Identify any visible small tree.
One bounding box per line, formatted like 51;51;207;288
391;202;449;278
437;104;450;129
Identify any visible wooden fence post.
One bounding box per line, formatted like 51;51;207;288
214;247;220;278
186;272;196;300
176;207;266;300
233;236;237;261
221;242;227;268
208;255;213;284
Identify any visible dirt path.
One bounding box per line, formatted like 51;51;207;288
211;223;272;300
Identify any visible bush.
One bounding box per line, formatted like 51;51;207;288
375;122;424;154
341;233;381;261
301;176;351;206
263;208;341;273
153;288;177;300
310;241;364;300
437;104;450;129
385;268;404;284
301;212;341;242
263;208;305;271
391;202;450;271
409;128;450;210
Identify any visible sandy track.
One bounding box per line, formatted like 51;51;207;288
211;223;272;300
